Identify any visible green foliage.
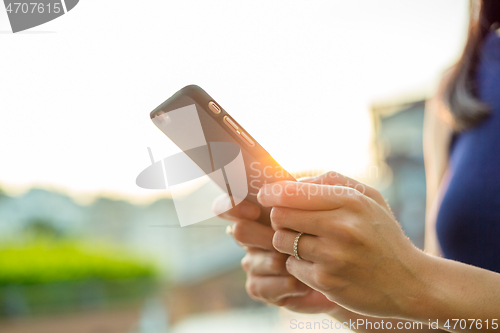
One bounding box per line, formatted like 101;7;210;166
0;239;157;286
23;218;63;239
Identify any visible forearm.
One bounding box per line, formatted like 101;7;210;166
328;306;441;333
327;252;500;333
404;253;500;332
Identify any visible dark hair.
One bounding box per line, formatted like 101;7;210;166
442;0;500;131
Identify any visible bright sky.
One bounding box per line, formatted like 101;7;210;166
0;0;468;202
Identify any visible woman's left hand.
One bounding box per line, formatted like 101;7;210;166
258;172;427;320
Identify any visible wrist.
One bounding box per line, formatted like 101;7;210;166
396;250;447;322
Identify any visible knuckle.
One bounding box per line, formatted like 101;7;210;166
363;184;376;196
245;277;260;299
241;255;251;272
328;253;348;273
313;243;333;263
344;189;367;211
313;268;333;291
352;183;367;195
359;184;384;205
337;259;351;275
370;189;386;206
268;253;287;274
270;207;285;226
231;223;248;244
349;227;366;245
326;171;341;179
283;276;301;292
307;239;321;257
338;221;366;246
315;214;332;233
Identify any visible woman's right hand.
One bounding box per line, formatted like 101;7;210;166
213;195;338;314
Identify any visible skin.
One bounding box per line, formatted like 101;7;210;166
213;172;500;332
212;71;498;332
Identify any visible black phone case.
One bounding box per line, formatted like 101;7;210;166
150;85;296;224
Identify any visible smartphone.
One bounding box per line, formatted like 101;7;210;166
150;85;295;224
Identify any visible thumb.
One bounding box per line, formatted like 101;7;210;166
299;171;387;208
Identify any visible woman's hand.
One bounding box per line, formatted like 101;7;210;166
258;172;427;319
213;193;337;314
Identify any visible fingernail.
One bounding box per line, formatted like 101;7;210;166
225;225;233;235
257;184;271;203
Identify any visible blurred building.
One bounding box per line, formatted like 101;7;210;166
0;185;244;283
0;182;255;330
371;100;426;249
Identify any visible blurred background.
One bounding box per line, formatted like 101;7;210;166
0;0;469;332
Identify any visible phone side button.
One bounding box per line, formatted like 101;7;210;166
209;101;222;114
240;131;255;147
224;116;240;132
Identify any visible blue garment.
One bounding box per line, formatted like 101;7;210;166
436;31;500;273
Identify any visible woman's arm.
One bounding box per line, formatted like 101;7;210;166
326;254;500;333
261;177;500;332
412;253;500;331
214;188;442;333
326;306;438;332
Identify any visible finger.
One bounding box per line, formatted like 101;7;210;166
273;223;357;269
257;181;360;210
213;194;261;221
286;257;347;294
303;171;386;207
283;257;316;289
272;229;319;262
231;220;275;250
296;176;317;182
270;207;341;235
277;290;336;313
246;275;310;304
241;249;289;276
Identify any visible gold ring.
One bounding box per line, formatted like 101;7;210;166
293;232;303;260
